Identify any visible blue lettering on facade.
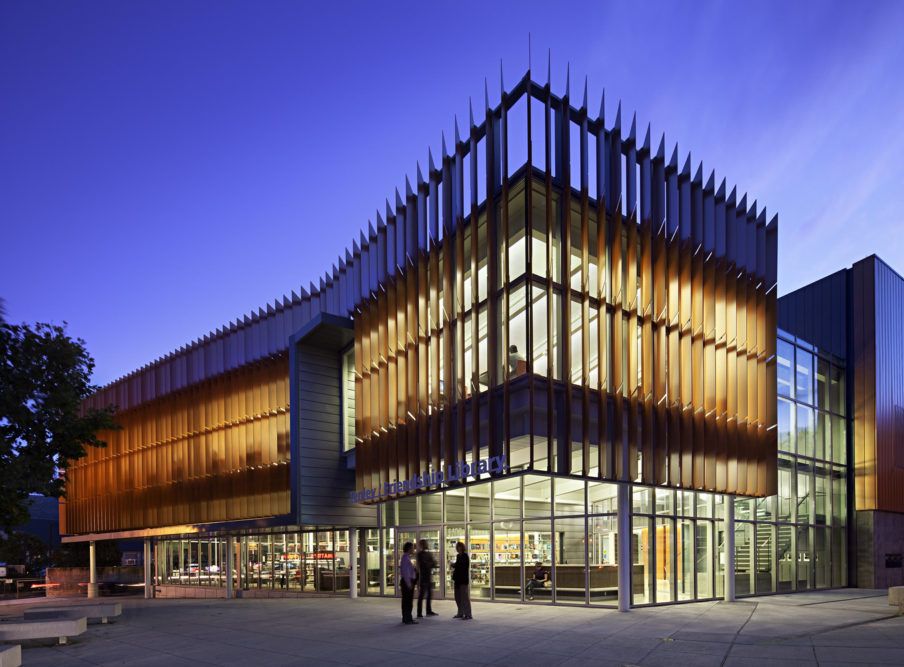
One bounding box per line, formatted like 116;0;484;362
349;455;509;503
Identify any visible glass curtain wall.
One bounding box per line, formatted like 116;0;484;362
742;330;848;594
380;475;729;608
354;89;776;500
156;529;353;595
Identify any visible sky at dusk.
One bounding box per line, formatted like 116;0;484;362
2;0;903;388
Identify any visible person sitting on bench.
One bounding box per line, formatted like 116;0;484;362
526;561;549;600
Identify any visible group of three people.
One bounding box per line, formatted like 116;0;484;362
400;540;472;624
400;540;551;623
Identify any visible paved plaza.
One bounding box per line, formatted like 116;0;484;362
1;589;902;665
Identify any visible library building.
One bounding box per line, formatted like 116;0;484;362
63;69;904;609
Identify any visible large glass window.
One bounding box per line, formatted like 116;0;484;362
529;185;561;282
777;524;795;592
569;207;583;292
530;286;560;378
815;357;830;411
443;525;464;598
832;415;847;464
588;481;617;514
588;514;618;604
755;523;775;594
422;493;442;524
796;349;813;405
382;528;395;595
797;464;812;525
523;476;552;517
445;488;465;523
493;477;521;520
468;485;491;522
832;467;847;526
831;528;847;587
734;522;755;596
777;398;795;454
506;183;527;282
813;526;829;588
555;516;587;604
554;478;585;516
631;515;652;604
364;529;380;595
677;518;694;601
508;286;528;378
797;526;812;590
569;297;583;384
342;348;355;451
398;497;417;525
469;524;491;598
797;405;814;458
696;519;714;599
777;338;794;398
523;520;552;600
814;466;829;525
655;517;674;602
493;524;522;600
814;411;829;461
830;364;845;416
777;458;794;522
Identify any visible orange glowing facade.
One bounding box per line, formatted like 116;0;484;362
353;74;777;502
65;68;904;604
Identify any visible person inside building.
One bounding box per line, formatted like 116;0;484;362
508;344;527;376
400;542;418;624
416;539;438;618
525;561;549;600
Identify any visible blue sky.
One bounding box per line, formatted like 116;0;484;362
2;0;903;387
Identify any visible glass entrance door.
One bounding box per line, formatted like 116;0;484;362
364;529;380;594
444;525;465;599
417;529;442;599
397;530;417;595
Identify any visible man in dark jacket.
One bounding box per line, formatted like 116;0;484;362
452;541;472;620
416;539;438;618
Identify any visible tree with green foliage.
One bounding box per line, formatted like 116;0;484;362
0;308;118;531
0;531;50;574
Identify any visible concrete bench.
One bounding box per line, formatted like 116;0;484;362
0;616;86;645
25;602;122;624
889;586;904;612
0;645;21;667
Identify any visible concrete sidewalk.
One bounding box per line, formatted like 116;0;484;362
1;589;901;665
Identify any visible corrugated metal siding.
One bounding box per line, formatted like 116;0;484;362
870;258;904;512
778;269;848;359
296;344;376;526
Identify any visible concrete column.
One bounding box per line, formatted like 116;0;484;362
143;538;152;599
225;536;234;599
617;483;631;612
349;529;358;599
725;495;736;602
87;540;98;598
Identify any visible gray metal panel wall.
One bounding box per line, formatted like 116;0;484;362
777;269;848;358
296;343;376;526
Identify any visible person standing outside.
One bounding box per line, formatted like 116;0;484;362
400;542;418;624
452;541;472;620
416;539;438;618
